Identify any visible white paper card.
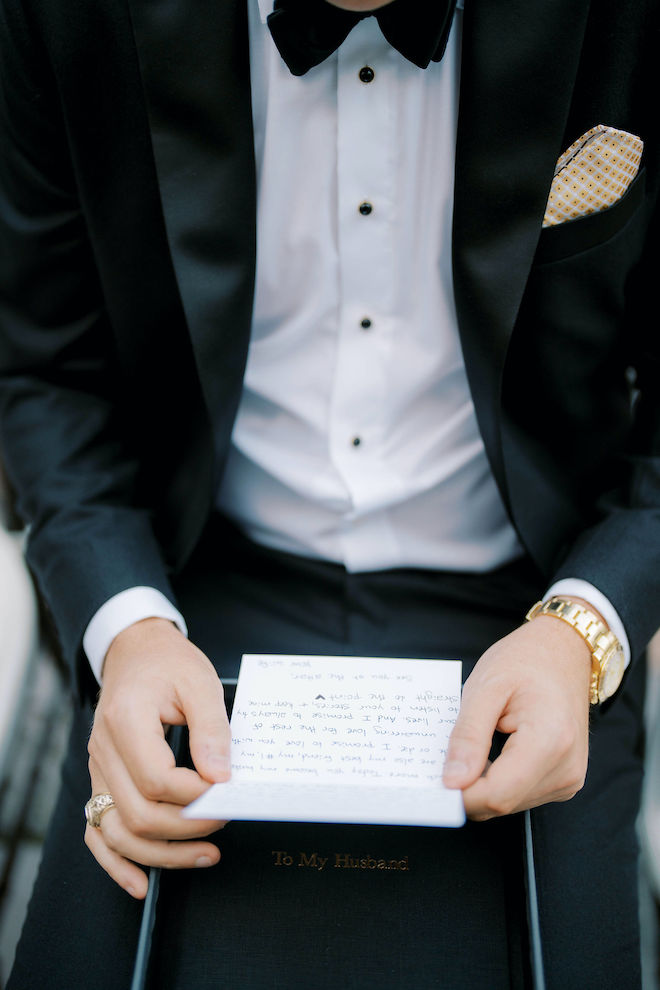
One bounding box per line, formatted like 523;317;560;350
185;654;464;827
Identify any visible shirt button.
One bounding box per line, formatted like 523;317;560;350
351;436;362;447
359;202;373;216
359;66;375;83
360;317;372;330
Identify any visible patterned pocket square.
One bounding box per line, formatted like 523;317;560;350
543;124;643;228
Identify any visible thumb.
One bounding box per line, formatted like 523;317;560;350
442;679;504;789
183;674;232;784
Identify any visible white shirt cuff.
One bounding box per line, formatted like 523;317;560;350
82;587;188;684
544;578;631;669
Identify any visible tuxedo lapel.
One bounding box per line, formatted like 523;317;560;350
128;0;593;523
126;0;256;479
452;0;592;496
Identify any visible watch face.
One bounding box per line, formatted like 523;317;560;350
598;649;626;702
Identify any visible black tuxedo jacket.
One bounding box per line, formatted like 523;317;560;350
1;0;659;696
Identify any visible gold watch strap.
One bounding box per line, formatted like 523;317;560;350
525;597;624;704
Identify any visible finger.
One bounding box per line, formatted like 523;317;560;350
85;762;150;896
86;764;223;888
442;674;510;789
91;706;217;808
85;823;149;899
182;676;232;784
461;725;565;820
98;809;222;872
89;753;224;840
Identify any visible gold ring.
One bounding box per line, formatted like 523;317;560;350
84;793;116;828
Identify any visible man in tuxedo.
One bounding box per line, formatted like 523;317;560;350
0;0;658;986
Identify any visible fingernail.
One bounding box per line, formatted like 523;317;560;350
443;759;468;780
126;885;137;898
195;855;214;868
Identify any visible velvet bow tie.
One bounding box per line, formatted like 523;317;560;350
267;0;458;77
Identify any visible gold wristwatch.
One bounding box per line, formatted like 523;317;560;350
525;597;625;704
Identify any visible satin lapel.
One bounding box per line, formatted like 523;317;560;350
126;0;256;476
453;0;591;494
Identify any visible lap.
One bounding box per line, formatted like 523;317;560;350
8;518;645;989
7;703;145;990
8;706;529;990
533;659;645;989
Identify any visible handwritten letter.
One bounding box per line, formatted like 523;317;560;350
185;655;464;827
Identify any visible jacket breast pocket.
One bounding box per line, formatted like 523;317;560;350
534;168;646;266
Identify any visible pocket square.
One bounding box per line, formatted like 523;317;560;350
543;125;643;228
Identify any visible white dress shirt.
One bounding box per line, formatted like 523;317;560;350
83;0;630;679
217;0;522;574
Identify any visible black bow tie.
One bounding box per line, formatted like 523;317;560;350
267;0;458;77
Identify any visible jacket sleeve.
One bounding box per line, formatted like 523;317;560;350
549;199;660;665
0;0;177;698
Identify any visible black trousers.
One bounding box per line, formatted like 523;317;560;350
8;516;645;989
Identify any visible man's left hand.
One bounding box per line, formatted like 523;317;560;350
442;614;592;819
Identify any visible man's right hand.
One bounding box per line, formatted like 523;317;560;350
84;618;231;899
